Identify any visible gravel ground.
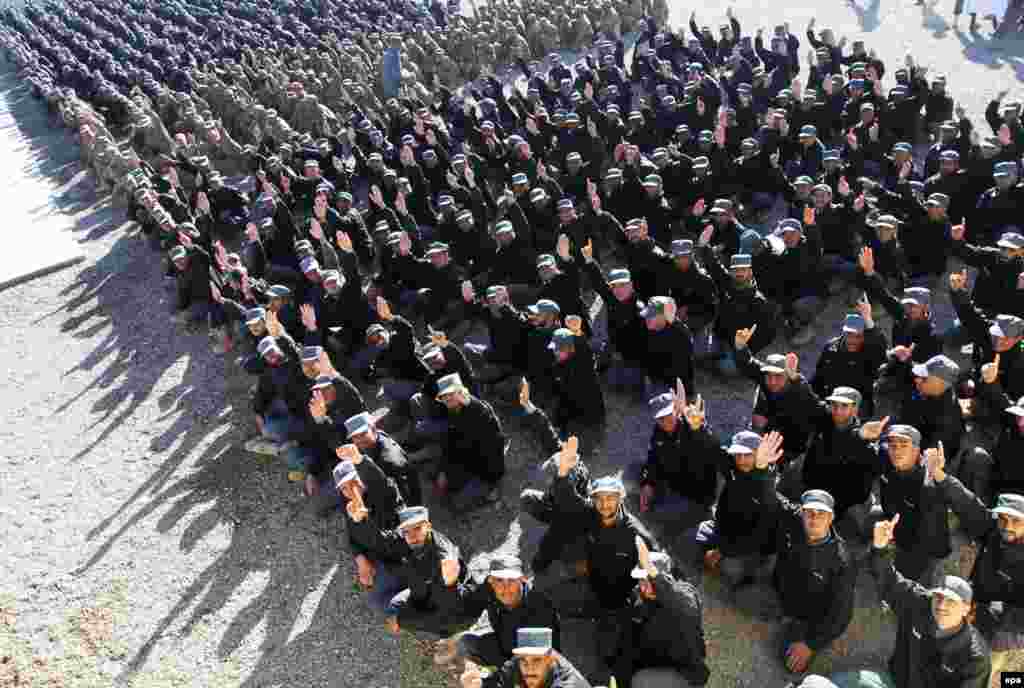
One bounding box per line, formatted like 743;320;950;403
1;2;1024;687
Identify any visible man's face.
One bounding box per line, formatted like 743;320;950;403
764;372;787;395
247;320;267;337
488;577;525;608
519;654;554;688
610;282;633;302
914;375;947;398
645;315;666;332
401;521;431;548
887;436;920;471
173;257;189;272
305;164;319;179
845;331;865;352
782;231;800;249
638;578;657;600
304;268;321;284
314;194;328;214
263;350;284;367
425;353;447;371
904;303;927;321
732;266;753;286
931;592;969;631
429;251;450;269
340;480;363;502
927;205;946;222
351;428;376;451
733;451;755;473
368;331;390;349
439;390;465;411
656;413;678;434
940;159;956;176
830;401;856;428
594;492;620;521
645;185;660;199
993;335;1020;353
558;207;575;225
801;508;834;542
554;345;573;363
301;360;320;379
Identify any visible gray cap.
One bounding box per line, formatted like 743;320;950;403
730;254;753;269
649;392;676;420
397;505;430;530
311;374;336;391
244;307;266;324
932;576;973;604
527;299;561;316
607;268;632;285
992;493;1024;519
589;475;626;496
885;424;922;447
547;328;577;351
926;193;950;209
257;336;280;357
990;314;1024;339
911;354;960;386
513;628;554;656
488;555;525;579
760;353;788;374
900;287;932;307
300;256;320;273
672;239;694;257
801;489;835;513
842;313;866;334
997;231;1024;249
333;460;360;486
344;412;373;437
169;245;188;261
826;386;862;406
301;345;323;362
436;373;468;398
727;430;762;455
268;284;292;299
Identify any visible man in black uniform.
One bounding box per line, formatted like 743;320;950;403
460;627;591;688
771;489;857;674
605;540;711;688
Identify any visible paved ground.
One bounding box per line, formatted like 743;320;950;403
1;2;1024;687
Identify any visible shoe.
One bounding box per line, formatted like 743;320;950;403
244;438;283;456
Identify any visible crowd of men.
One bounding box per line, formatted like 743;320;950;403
5;0;1024;685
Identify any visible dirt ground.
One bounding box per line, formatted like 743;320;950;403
2;1;1024;686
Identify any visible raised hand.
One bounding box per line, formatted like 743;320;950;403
785;352;799;379
336;443;363;465
926;441;947;483
734;324;757;349
336;230;353;253
636;535;653;575
195;191;211;214
949;268;968;292
369;184;384;208
518;377;531;409
309;389;327;419
860;416;890;441
463;164;476;188
846;129;859;151
950;223;966;242
440;559;461;586
395;191;408;216
300;303;317;332
398;231;412;256
581;239;594;262
685;393;706;431
346;486;369;522
177;231;193;249
266;309;283;337
565;315;584;335
376;296;394;321
558;435;579;477
461;280;476;303
399;145;415;169
692;198;706;217
873;513;901;548
698;225;715;247
837;176;851;197
858;246;875;275
556;233;571;260
981;353;1001;384
754;430;784;469
309;218;324;240
891;343;915;362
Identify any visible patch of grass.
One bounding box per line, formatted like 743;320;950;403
399;632;460;688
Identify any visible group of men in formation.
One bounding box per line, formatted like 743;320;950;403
6;0;1024;686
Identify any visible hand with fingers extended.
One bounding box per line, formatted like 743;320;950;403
873;513;901;549
784;352;799;380
860;416;890;441
300;303;317;332
858;246;875;276
891;343;915;362
354;553;376;590
558;436;579;477
949;268;968;292
441;558;461;587
461;280;475;303
346;485;369;523
565;315;584;336
336;230;353;253
309;389;328;420
376;296;394;321
734;324;757;350
265;309;283;337
755;431;785;469
925;441;947;483
581;238;594;262
336;443;363;465
461;660;483;688
981;353;1001;384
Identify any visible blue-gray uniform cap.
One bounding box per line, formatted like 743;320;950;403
344;412;373;437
